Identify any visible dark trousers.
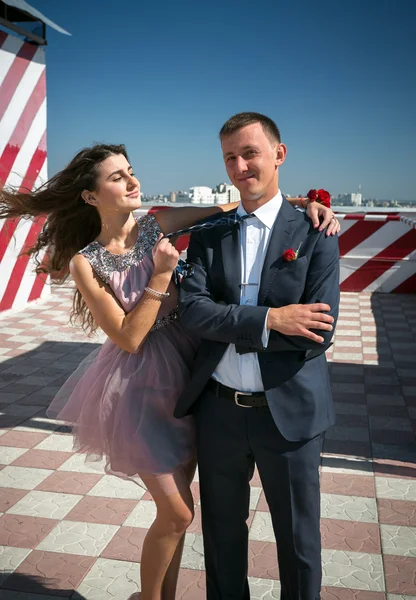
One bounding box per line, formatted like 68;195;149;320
194;387;323;600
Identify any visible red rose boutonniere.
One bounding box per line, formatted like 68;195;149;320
283;242;302;262
307;188;331;208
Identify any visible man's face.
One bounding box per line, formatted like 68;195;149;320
221;122;286;208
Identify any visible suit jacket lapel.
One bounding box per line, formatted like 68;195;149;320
258;198;296;305
220;209;241;305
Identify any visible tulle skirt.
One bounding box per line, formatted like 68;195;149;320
48;321;199;491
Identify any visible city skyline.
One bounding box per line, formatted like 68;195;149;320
29;0;414;200
141;185;416;208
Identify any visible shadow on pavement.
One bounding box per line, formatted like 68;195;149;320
1;571;87;598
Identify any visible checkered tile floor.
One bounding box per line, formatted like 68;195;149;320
0;287;415;599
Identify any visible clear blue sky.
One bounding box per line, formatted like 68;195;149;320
30;0;415;199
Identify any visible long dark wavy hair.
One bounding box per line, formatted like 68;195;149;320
0;144;129;334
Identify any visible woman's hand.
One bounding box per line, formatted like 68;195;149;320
306;202;340;236
152;234;179;276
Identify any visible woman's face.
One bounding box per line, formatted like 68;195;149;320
88;154;141;214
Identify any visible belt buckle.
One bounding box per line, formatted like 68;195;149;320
234;390;253;408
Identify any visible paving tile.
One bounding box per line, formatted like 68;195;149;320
372;444;416;464
377;499;416;528
321;588;387;600
336;414;370;428
321;493;378;523
2;290;416;596
0;447;28;466
321;519;381;554
375;477;416;502
36;520;119;556
332;383;366;394
36;471;103;495
367;395;406;407
321;549;385;591
34;434;75;452
383;555;416;593
0;432;49;449
11;450;73;470
181;532;205;570
0;489;29;513
0;467;53;490
186;504;203;534
321;455;374;476
257;491;269;512
324;440;372;458
335;403;368;416
7;490;82;520
0;392;29;405
0;405;43;420
12;418;61;436
249;486;262;510
368;406;410;418
0;589;65;599
0;514;58;548
370;417;414;432
380;524;416;557
320;473;376;498
100;526;146;562
366;385;403;397
65;496;137;526
247;540;279;579
87;474;146;499
326;426;370;443
176;568;207;600
3;550;96;596
57;453;107;474
373;460;416;480
249;511;274;543
372;430;415;445
123;500;156;528
0;546;31;585
76;557;140;599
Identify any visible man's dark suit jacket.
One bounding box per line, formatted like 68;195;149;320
175;199;340;442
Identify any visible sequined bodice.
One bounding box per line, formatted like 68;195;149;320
78;214;161;285
78;214;179;332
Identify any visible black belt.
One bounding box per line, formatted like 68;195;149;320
207;379;269;408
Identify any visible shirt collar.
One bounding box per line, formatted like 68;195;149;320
237;190;283;230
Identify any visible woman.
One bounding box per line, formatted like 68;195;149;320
0;144;339;600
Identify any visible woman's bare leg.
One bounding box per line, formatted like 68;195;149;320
139;463;196;600
161;462;196;599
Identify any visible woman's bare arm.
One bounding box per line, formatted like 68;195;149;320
70;237;178;353
154;201;239;235
287;197;340;236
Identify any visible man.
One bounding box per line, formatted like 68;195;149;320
175;112;340;600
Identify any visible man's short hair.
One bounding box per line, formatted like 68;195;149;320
219;112;281;144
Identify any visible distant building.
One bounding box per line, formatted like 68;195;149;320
212;183;241;204
169;191;177;203
190;186;215;204
335;193;362;206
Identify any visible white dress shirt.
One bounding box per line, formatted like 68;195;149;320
213;191;283;392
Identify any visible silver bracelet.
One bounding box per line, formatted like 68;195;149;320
144;286;170;301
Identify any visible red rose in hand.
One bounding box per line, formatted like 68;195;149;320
307;189;318;201
283;248;297;262
317;189;331;207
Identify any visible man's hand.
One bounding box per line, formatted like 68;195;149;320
267;303;334;344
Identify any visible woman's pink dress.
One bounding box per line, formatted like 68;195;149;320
47;214;198;491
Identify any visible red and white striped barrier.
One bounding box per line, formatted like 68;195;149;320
0;31;50;313
141;207;416;294
337;213;416;293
